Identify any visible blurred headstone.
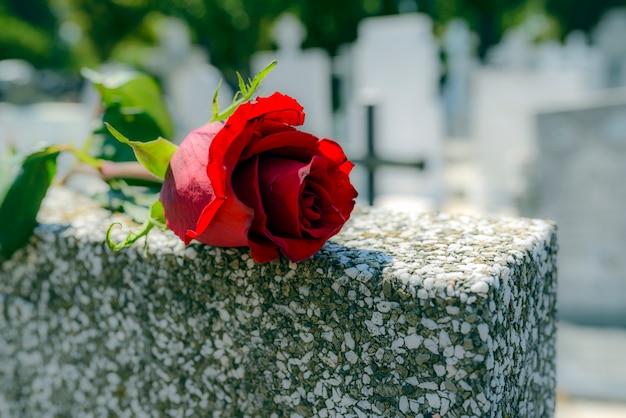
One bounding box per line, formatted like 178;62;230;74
346;13;445;209
563;31;604;90
145;17;232;141
487;28;534;69
0;60;80;104
251;13;333;139
529;89;626;325
535;40;564;70
331;43;355;144
168;49;233;139
0;60;37;104
593;8;626;88
0;102;91;175
442;19;476;138
472;28;587;213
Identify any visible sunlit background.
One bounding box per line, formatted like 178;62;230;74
1;0;626;415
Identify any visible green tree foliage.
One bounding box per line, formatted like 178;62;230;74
545;0;626;36
67;0;152;63
0;0;69;67
0;0;623;74
424;0;529;59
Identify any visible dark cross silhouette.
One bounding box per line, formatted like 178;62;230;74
352;105;427;205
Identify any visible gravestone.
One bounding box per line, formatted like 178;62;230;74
442;19;476;138
486;28;534;69
472;28;587;213
145;17;232;141
563;31;604;90
0;59;37;103
0;187;558;417
168;49;233;140
529;89;626;326
251;13;333;139
330;43;355;147
346;13;445;209
593;8;626;89
0;102;91;173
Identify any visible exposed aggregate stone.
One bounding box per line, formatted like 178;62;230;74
0;187;558;417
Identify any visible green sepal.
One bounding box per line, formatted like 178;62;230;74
82;68;175;163
210;60;277;122
105;123;177;179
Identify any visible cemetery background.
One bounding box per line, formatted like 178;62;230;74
2;0;626;415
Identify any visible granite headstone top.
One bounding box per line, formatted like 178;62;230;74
0;187;557;417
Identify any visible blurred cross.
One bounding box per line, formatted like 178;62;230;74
353;104;427;205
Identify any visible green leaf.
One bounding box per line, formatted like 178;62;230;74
210;60;277;122
0;148;59;262
0;152;21;205
105;199;166;251
236;72;248;95
212;79;222;119
83;68;175;162
105;123;177;179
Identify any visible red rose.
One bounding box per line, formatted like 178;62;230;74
160;92;357;263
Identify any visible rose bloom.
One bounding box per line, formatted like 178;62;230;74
160;92;357;263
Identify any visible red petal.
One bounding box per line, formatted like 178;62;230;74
207;93;305;202
242;130;319;162
318;138;351;167
248;235;282;263
257;156;310;237
160;123;252;247
160;123;221;242
187;191;253;247
299;157;355;239
232;156;281;263
266;235;327;263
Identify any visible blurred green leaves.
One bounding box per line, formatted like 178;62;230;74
0;67;177;262
0;148;59;262
0;13;54;65
83;68;174;162
0;0;67;68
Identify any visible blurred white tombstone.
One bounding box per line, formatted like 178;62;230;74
145;17;232;141
251;13;333;139
487;28;534;69
0;103;90;152
530;89;626;325
472;28;587;213
0;102;91;175
593;8;626;88
168;49;233;139
563;31;604;89
0;59;35;93
331;43;355;144
442;19;476;138
347;13;445;209
535;40;563;70
144;18;191;81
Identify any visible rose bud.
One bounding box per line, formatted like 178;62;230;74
160;92;357;263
